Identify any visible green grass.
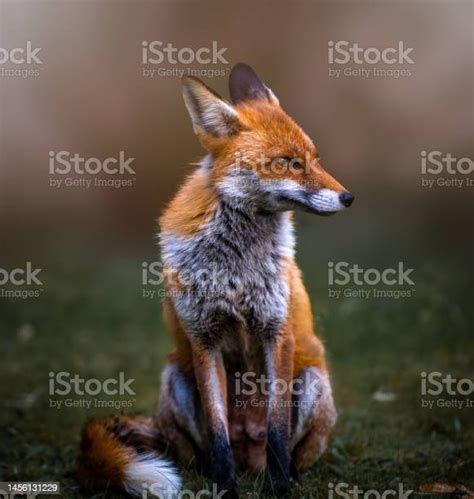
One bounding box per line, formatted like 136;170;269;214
0;258;472;498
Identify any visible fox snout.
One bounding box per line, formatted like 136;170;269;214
279;186;354;215
303;187;354;215
265;162;354;215
300;163;354;214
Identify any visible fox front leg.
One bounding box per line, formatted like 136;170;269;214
263;331;295;496
192;343;238;499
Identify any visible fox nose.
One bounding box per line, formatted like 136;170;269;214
339;191;354;207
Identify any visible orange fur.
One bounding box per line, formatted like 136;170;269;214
194;99;346;194
160;168;218;237
78;418;133;489
288;260;328;374
163;296;194;373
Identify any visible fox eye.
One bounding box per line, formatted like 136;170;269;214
276;157;305;170
290;159;305;170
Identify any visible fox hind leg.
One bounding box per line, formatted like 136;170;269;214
157;362;206;467
290;366;337;471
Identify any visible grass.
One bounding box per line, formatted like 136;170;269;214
0;255;472;498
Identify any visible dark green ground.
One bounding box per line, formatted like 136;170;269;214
0;255;473;498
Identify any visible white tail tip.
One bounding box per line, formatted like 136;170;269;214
124;453;182;498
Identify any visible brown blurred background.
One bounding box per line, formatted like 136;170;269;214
0;0;472;266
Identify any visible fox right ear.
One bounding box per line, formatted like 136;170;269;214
181;77;240;138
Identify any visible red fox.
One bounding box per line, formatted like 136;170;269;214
78;63;354;498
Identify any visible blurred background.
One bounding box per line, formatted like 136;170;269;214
0;0;472;496
1;0;472;265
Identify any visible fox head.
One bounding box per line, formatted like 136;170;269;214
181;63;354;215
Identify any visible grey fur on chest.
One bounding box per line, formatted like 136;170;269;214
160;202;295;348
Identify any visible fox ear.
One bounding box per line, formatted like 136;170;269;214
229;63;279;105
181;76;240;138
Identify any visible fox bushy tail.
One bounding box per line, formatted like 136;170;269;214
78;415;181;498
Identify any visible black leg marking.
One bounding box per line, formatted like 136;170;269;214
266;426;292;496
209;425;238;498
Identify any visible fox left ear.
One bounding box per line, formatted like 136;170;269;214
229;63;279;105
181;76;240;138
